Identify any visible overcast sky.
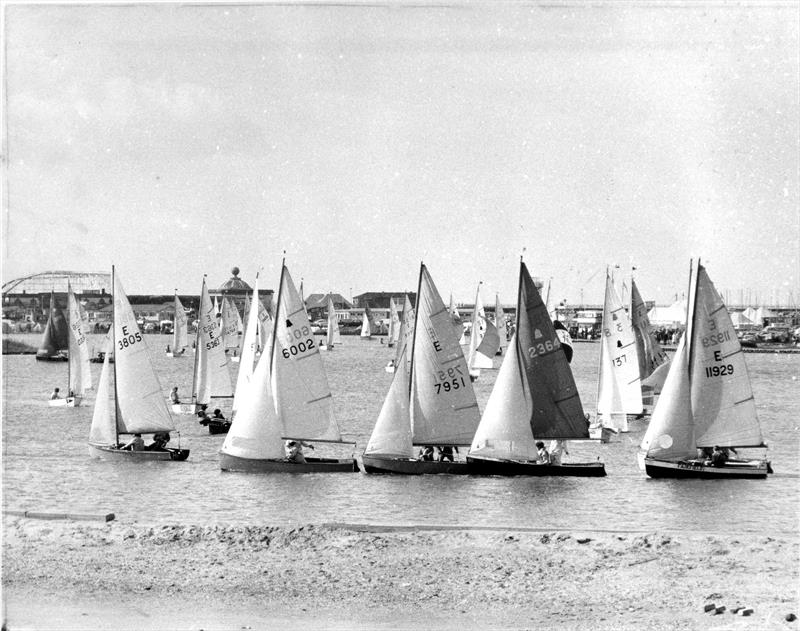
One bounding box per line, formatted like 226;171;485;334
3;1;798;306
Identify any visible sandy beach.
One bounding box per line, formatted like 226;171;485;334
2;516;798;630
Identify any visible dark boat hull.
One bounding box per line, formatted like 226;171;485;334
361;455;469;475
220;453;358;473
88;444;190;461
35;354;68;362
643;458;770;479
205;420;230;435
466;455;606;477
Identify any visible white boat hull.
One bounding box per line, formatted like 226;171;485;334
171;403;197;414
49;397;81;408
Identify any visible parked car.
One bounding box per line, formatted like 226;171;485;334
758;325;792;343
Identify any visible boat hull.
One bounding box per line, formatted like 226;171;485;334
361;455;469;475
49;397;81;408
35;354;68;362
220;453;358;473
87;444;190;461
643;457;771;479
466;455;606;477
204;420;231;435
171;403;197;414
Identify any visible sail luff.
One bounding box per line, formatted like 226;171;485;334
67;283;92;395
364;342;414;458
88;339;116;445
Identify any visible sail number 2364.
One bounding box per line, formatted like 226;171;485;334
705;350;734;378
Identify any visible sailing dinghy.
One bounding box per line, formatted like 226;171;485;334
166;291;188;358
220;262;357;473
386;297;400;347
50;283;92;407
88;267;189;461
467;260;606;477
630;276;670;408
362;264;481;475
320;295;341;351
638;260;771;479
466;283;500;380
36;290;69;361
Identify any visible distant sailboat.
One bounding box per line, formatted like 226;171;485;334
190;276;234;411
639;260;770;479
221;296;242;353
449;293;466;344
320;295;341;351
494;294;508;356
384;294;413;374
386;297;400;347
467;260;606;477
220;262;357;473
166;291;188;357
466;283;500;380
595;267;642;433
362;264;481;474
50;283;92;407
360;304;374;339
88;267;189;461
36;290;69;361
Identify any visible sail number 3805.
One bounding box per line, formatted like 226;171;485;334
117;325;142;350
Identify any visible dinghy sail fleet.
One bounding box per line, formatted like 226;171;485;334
467;260;606;477
638;260;771;479
166;291;189;357
88;267;189;461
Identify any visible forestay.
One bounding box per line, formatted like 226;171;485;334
232;276;262;419
192;277;233;404
88;342;116;445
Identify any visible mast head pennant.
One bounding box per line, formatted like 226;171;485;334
285;319;293;327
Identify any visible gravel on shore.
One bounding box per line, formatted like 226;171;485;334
3;517;798;630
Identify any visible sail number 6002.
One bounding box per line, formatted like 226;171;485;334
282;338;315;358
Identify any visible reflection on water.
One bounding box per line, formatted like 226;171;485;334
3;334;799;534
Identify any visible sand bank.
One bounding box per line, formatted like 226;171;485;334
3;517;798;630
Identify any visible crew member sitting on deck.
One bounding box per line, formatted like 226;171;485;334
710;445;729;467
120;433;145;451
212;408;226;421
286;440;313;464
169;387;180;404
549;440;568;466
50;387;61;400
418;445;434;461
197;404;210;425
437;445;457;462
145;433;170;452
536;441;550;464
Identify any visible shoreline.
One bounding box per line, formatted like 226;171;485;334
3;518;798;630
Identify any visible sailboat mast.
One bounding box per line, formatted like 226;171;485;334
686;259;700;384
111;266;119;444
269;259;286;374
594;265;610;415
407;262;425;398
66;281;72;392
190;276;206;404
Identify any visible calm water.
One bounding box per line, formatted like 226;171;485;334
3;334;799;534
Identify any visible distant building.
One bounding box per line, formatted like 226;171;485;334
352;292;415;310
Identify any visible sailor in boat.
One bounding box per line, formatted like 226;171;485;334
535;441;551;464
418;445;434;461
196;404;210;424
50;387;61;400
166;344;171;354
285;440;314;464
437;445;457;462
169;387;181;405
145;433;170;452
119;433;145;451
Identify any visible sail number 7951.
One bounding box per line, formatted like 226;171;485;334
434;366;465;394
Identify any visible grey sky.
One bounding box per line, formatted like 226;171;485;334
3;2;798;306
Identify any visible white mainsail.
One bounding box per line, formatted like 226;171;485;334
360;306;373;339
393;294;415;377
467;284;500;375
410;265;481;446
387;297;400;347
172;293;189;354
221;297;242;350
494;294;508;353
88;341;115;445
113;270;175;435
192;277;234;404
67;283;92;396
690;265;763;449
271;264;341;442
232;276;262;419
596;268;642;427
324;295;340;348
